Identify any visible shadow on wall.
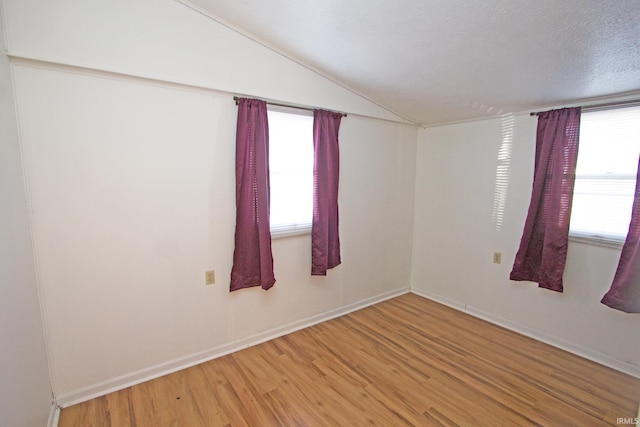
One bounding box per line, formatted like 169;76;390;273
492;114;514;232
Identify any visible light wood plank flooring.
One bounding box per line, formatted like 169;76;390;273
59;293;640;426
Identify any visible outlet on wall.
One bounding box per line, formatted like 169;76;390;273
493;252;502;264
205;270;215;285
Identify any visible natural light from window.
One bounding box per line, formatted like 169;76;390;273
570;105;640;242
268;109;313;235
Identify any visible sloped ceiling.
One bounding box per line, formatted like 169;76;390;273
183;0;640;127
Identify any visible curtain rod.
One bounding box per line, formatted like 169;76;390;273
233;96;347;117
530;98;640;116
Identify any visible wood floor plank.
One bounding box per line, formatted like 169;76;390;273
183;365;230;426
58;293;640;426
104;388;134;427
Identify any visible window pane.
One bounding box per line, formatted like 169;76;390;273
268;110;313;230
571;177;635;239
570;105;640;241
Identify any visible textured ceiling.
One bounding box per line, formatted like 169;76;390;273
184;0;640;126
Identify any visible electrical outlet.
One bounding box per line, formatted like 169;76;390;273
493;252;502;264
205;270;215;285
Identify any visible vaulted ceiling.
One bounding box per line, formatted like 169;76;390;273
184;0;640;127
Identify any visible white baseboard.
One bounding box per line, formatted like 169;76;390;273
411;288;640;379
47;402;60;427
56;286;410;408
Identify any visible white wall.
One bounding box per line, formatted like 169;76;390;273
3;0;408;124
5;0;636;413
412;115;640;377
0;11;54;427
4;0;417;405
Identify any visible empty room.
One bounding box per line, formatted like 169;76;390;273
2;0;640;426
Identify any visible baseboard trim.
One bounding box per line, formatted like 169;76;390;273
47;402;60;427
411;289;640;379
56;286;410;408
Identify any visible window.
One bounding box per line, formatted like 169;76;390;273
267;108;314;237
569;105;640;245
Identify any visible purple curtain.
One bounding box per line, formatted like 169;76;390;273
601;157;640;313
230;98;275;291
510;108;581;292
312;110;342;275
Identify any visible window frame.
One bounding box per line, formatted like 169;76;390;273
568;232;624;249
266;106;314;239
568;104;640;249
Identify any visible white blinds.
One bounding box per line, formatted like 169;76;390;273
267;109;314;235
570;105;640;242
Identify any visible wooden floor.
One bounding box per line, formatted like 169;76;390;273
59;293;640;426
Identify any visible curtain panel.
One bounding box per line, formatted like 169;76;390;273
510;107;581;292
230;98;275;291
601;156;640;313
312;110;342;275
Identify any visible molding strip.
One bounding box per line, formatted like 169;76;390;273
7;53;417;127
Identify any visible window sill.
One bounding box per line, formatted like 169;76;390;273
271;225;311;239
569;233;624;249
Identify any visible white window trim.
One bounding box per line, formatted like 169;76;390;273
569;231;624;249
271;223;311;239
267;105;314;238
567;104;640;250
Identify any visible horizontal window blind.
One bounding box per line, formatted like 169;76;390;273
267;109;313;235
570;105;640;242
